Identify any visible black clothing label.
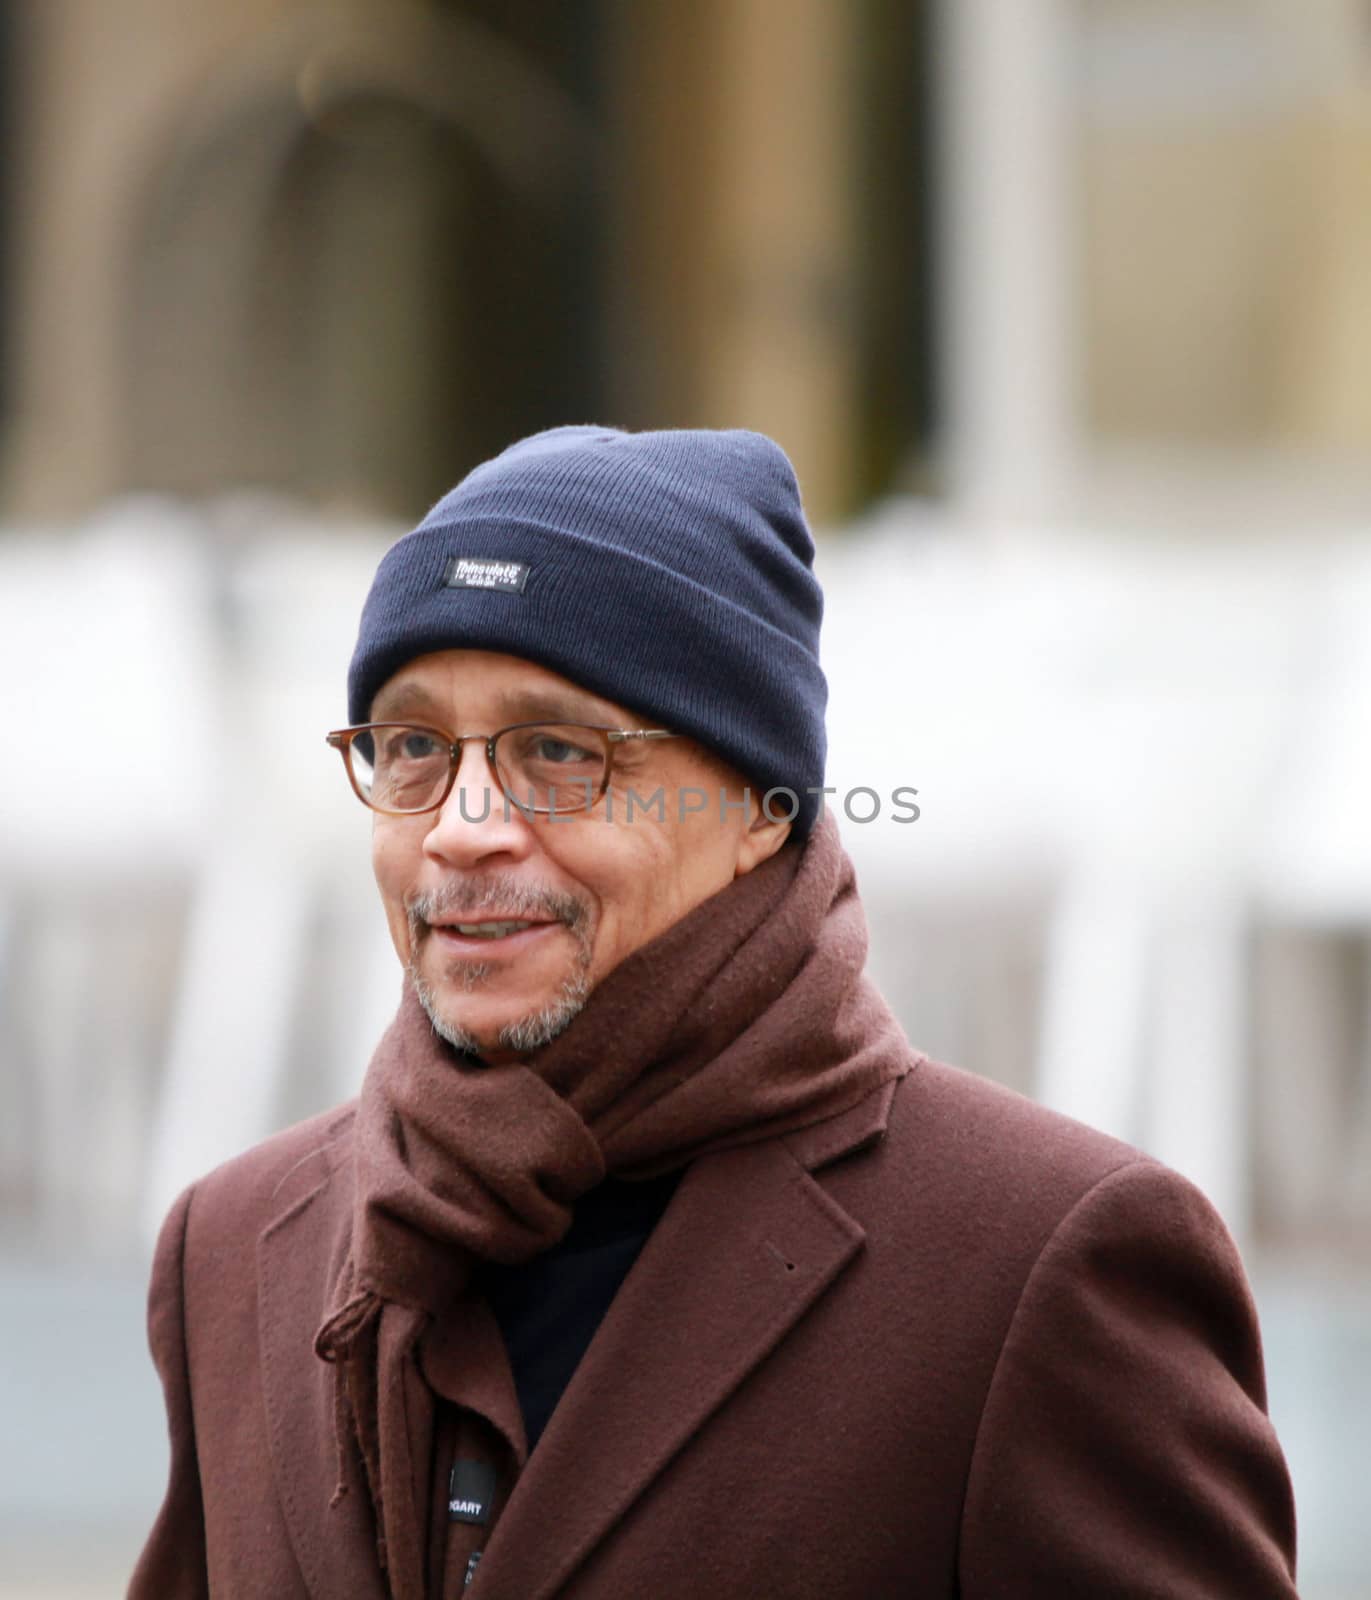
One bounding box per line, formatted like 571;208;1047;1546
443;557;530;594
448;1459;496;1525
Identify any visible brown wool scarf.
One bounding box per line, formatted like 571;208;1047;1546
314;810;913;1599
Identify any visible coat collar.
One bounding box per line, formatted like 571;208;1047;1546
254;1079;898;1600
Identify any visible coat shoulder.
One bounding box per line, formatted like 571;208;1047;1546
892;1054;1151;1187
829;1056;1183;1275
185;1100;357;1247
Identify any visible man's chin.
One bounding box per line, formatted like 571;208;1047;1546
409;963;590;1061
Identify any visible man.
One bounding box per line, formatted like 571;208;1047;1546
131;426;1299;1598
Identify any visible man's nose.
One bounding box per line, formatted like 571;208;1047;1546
422;738;533;864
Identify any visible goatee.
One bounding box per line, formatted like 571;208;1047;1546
405;872;593;1062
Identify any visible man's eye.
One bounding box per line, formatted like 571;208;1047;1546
533;736;592;764
381;731;441;762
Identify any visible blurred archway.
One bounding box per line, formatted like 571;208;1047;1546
123;3;602;515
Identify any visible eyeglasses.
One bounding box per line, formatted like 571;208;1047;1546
325;721;681;817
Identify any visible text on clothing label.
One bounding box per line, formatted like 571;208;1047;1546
449;1458;497;1525
443;557;530;594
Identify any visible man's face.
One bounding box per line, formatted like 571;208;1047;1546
369;649;791;1064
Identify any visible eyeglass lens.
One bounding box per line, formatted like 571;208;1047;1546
348;724;609;814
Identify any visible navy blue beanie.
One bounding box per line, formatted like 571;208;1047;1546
347;425;828;836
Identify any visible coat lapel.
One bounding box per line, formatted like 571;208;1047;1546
480;1082;897;1600
257;1155;391;1600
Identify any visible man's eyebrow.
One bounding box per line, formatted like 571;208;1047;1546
369;682;445;722
368;681;629;728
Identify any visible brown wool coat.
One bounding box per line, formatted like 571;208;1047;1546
129;1061;1298;1599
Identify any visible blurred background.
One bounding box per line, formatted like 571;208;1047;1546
1;0;1369;1594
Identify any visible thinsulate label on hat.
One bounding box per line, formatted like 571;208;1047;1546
443;556;530;594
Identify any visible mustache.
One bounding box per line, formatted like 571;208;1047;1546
406;874;589;937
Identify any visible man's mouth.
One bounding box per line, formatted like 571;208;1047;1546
407;876;589;962
425;917;563;956
450;919;537;939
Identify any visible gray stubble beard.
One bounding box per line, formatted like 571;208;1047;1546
405;874;594;1061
